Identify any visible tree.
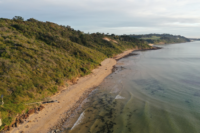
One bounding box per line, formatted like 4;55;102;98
27;18;38;22
13;16;24;21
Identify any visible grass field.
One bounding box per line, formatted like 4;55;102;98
140;36;161;40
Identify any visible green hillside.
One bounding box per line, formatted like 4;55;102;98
129;34;190;44
0;17;150;129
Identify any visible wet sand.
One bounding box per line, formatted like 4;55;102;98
10;49;136;133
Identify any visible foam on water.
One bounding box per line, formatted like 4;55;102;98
71;112;85;130
115;95;125;99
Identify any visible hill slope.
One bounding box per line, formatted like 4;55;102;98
0;18;150;128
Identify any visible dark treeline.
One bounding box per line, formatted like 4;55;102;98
0;16;150;129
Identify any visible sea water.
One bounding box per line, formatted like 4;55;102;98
63;41;200;133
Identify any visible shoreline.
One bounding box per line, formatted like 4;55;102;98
8;46;161;133
10;49;137;133
9;46;162;133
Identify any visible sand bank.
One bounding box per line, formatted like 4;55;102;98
10;49;135;133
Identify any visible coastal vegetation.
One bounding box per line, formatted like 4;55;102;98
128;34;190;44
0;16;150;129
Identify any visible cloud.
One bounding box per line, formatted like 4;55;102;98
0;0;200;37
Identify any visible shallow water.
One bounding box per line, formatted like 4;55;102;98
63;41;200;133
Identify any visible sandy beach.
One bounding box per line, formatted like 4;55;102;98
10;49;135;133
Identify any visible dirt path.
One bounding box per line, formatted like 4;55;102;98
10;49;135;133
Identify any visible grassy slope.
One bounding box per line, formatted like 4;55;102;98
0;19;148;128
0;18;150;128
140;36;160;40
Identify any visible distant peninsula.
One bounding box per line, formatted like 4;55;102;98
127;33;190;44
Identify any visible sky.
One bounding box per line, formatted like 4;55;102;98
0;0;200;38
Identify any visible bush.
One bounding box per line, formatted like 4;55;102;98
27;18;38;22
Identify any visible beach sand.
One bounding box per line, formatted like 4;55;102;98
10;49;135;133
